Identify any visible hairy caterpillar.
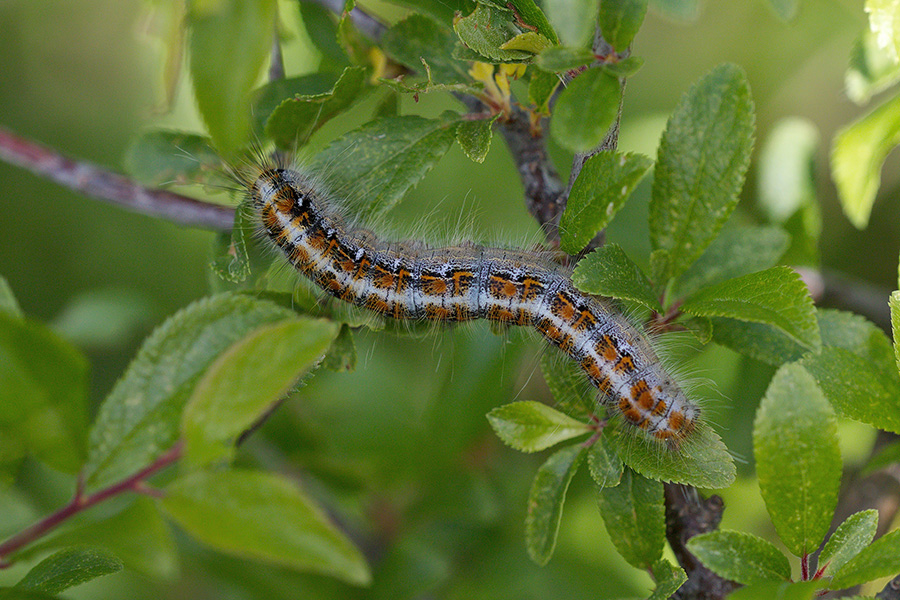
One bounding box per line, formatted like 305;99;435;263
240;162;699;447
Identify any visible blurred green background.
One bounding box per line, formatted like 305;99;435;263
0;0;895;598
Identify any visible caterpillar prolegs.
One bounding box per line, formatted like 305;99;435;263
246;165;699;446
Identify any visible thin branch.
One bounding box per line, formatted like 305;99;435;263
0;126;235;232
0;442;183;565
665;484;740;600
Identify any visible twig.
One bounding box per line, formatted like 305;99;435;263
0;126;235;232
665;484;740;600
0;442;183;565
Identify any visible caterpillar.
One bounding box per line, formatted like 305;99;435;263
243;163;699;447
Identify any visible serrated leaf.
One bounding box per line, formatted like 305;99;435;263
753;363;841;557
453;5;531;62
597;467;664;568
680;266;820;352
800;347;900;434
767;0;799;21
608;421;735;488
15;548;122;594
0;276;22;318
487;402;590;453
456;116;497;163
709;317;808;366
671;226;790;300
0;313;89;473
210;205;255;284
539;352;598;419
189;0;276;156
501;31;553;53
15;498;178;581
322;324;356;372
649;63;755;281
560;152;654;254
846;28;900;105
648;558;687;600
525;444;585;565
727;580;825;600
308;114;458;218
757;118;819;223
571;244;661;312
528;69;561;113
819;509;878;577
892;290;900;373
160;469;370;585
686;530;791;584
543;0;597;47
535;47;595;72
266;66;368;149
507;0;559;43
382;15;469;84
600;56;645;78
831;93;900;229
599;0;648;51
182;317;338;468
84;293;297;491
829;528;900;589
0;589;59;600
252;73;340;133
587;435;623;487
551;68;622;153
124;130;221;188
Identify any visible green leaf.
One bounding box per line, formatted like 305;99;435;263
210;206;254;284
551;68;622;153
266;66;368;149
535;46;595;72
539;352;598;419
686;530;791;584
829;528;900;589
727;580;825;600
529;69;561;113
831;93;900;229
818;509;878;577
0;312;89;473
753;363;841;557
297;2;348;70
586;435;623;487
597;467;664;569
83;293;297;491
124;130;221;188
608;421;736;488
648;558;687;600
487;402;591;453
182;317;338;468
15;548;122;594
800;347;900;434
161;469;370;585
572;244;661;312
648;0;700;21
189;0;276;156
382;15;469;84
670;226;790;300
862;438;900;475
51;289;156;350
846;28;900;105
456;116;498;163
543;0;598;47
15;498;178;581
501;32;553;53
866;0;900;62
757;118;819;223
507;0;559;43
560;152;654;254
767;0;799;21
525;444;585;565
892;290;900;373
599;0;649;51
322;323;356;372
252;73;340;133
680;266;820;352
819;307;897;368
709;317;808;366
308;114;458;218
649;63;755;281
453;5;531;62
600;56;645;78
0;275;22;318
0;589;63;600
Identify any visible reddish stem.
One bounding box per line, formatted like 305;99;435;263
0;441;184;565
801;553;810;580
